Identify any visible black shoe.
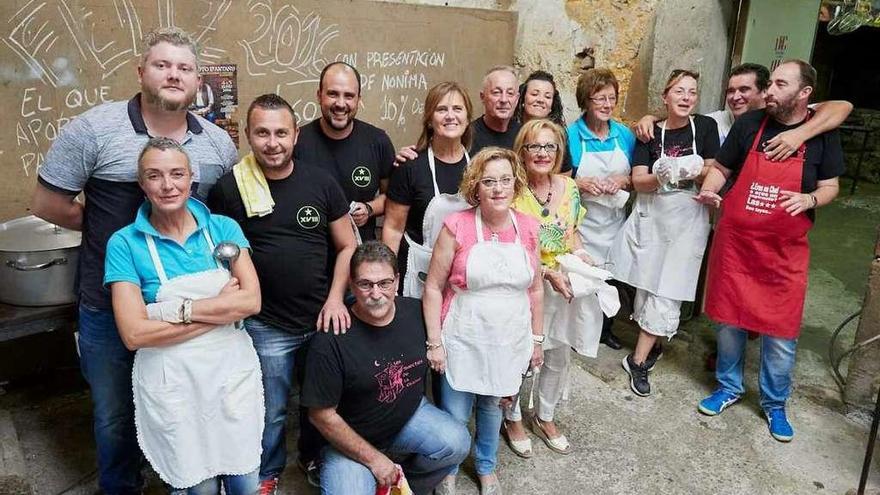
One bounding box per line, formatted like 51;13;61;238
622;354;651;396
600;331;623;350
645;343;664;372
297;457;320;488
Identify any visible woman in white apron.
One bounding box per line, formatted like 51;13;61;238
607;70;720;398
503;120;619;458
423;148;544;495
104;139;264;494
383;82;473;297
567;68;637;350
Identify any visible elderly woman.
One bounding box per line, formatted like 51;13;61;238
384;81;473;291
608;69;720;397
567;68;637;350
423;147;543;495
502;119;609;458
104;138;263;494
513;70;573;175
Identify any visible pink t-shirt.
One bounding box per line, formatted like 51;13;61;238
440;208;541;322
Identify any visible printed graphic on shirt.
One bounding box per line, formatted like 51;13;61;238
352;166;372;188
374;356;424;403
297;205;321;229
745;182;780;215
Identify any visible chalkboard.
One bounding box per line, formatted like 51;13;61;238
0;0;516;221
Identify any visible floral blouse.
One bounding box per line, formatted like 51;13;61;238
513;176;586;269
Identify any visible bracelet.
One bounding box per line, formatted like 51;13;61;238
426;341;442;350
364;202;374;217
532;334;545;344
182;298;193;324
809;193;818;209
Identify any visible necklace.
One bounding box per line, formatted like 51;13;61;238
529;182;553;217
483;216;509;242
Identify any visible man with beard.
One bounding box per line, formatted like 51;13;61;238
302;241;470;495
208;94;356;493
295;62;394;241
694;60;844;442
30;27;236;495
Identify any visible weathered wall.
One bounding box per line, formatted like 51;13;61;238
384;0;733;124
844;228;880;416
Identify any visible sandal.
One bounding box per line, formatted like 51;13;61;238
501;420;533;458
530;416;571;455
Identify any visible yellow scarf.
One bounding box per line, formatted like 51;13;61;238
232;153;275;218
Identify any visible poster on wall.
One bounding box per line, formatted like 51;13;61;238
190;64;239;147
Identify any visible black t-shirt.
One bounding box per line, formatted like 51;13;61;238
386;151;467;245
633;113;720;171
207;163;349;333
716;109;845;193
295;119;395;240
301;297;428;449
470;115;521;154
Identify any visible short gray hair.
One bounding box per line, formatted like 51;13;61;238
350;241;398;278
137;137;191;181
141;27;200;68
482;65;518;89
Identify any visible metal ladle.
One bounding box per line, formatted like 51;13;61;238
212;241;243;329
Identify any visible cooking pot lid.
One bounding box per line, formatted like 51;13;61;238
0;216;81;252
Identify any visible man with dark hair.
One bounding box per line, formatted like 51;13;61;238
295;61;395;241
208;93;357;493
302;241;470;495
30;27;236;495
695;60;845;442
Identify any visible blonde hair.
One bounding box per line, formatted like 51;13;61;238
513;119;566;176
141;27;200;68
663;69;700;95
459;147;527;207
416;82;473;152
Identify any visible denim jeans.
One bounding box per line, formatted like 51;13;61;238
439;376;502;476
77;303;143;495
320;399;470;495
245;317;320;480
715;324;798;411
167;470;259;495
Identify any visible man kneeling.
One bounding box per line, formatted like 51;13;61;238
302;241;470;494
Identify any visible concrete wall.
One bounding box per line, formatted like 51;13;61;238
380;0;734;123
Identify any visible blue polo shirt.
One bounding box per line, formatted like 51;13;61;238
566;117;636;176
104;198;249;304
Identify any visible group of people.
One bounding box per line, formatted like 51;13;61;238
30;25;849;495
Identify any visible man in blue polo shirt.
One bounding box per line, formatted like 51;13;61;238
31;27;236;495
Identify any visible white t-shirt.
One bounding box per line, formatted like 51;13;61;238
706;109;734;144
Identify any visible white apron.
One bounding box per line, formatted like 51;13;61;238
403;146;470;298
607;117;710;302
575;135;631;266
442;209;534;397
133;230;264;489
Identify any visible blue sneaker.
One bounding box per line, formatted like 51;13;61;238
698;389;740;416
765;407;794;442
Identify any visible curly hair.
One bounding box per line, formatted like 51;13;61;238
458;147;527;207
514;70;565;127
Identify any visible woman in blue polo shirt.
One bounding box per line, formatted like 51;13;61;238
104;137;263;494
567;68;636;351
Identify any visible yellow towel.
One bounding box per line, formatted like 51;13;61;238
233;153;275;218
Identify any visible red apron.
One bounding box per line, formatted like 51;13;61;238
705;116;812;339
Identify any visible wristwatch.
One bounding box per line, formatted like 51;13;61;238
363;202;374;217
532;334;545;344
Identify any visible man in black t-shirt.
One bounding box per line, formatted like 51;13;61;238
207;94;357;491
303;242;469;495
296;62;395;241
695;60;844;443
470;65;522;153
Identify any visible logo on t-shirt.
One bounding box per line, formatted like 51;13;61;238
374;357;424;403
296;205;321;229
352;166;372;188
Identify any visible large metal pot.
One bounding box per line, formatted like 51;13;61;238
0;216;81;306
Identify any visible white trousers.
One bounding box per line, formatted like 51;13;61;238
504;345;571;422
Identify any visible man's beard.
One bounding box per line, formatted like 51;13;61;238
766;97;796;122
364;296;389;309
143;86;194;112
322;108;353;131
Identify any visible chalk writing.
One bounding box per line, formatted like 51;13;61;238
365;50;445;69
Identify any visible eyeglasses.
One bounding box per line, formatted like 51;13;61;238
589;96;617;105
523;143;559;154
354;278;396;292
479;176;515;188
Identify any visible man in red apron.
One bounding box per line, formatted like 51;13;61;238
694;60;845;442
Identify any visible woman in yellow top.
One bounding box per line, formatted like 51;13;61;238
503;119;607;457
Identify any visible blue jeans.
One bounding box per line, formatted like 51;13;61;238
715;324;798;411
439;376;502;476
77;303;143;495
245;317;319;480
167;470;259;495
320;399;470;495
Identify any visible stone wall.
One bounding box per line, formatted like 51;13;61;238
842;108;880;183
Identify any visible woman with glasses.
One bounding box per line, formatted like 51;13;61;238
608;69;720;397
514;70;573;176
384;82;473;293
501;119;603;458
423;147;544;495
567;68;637;351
